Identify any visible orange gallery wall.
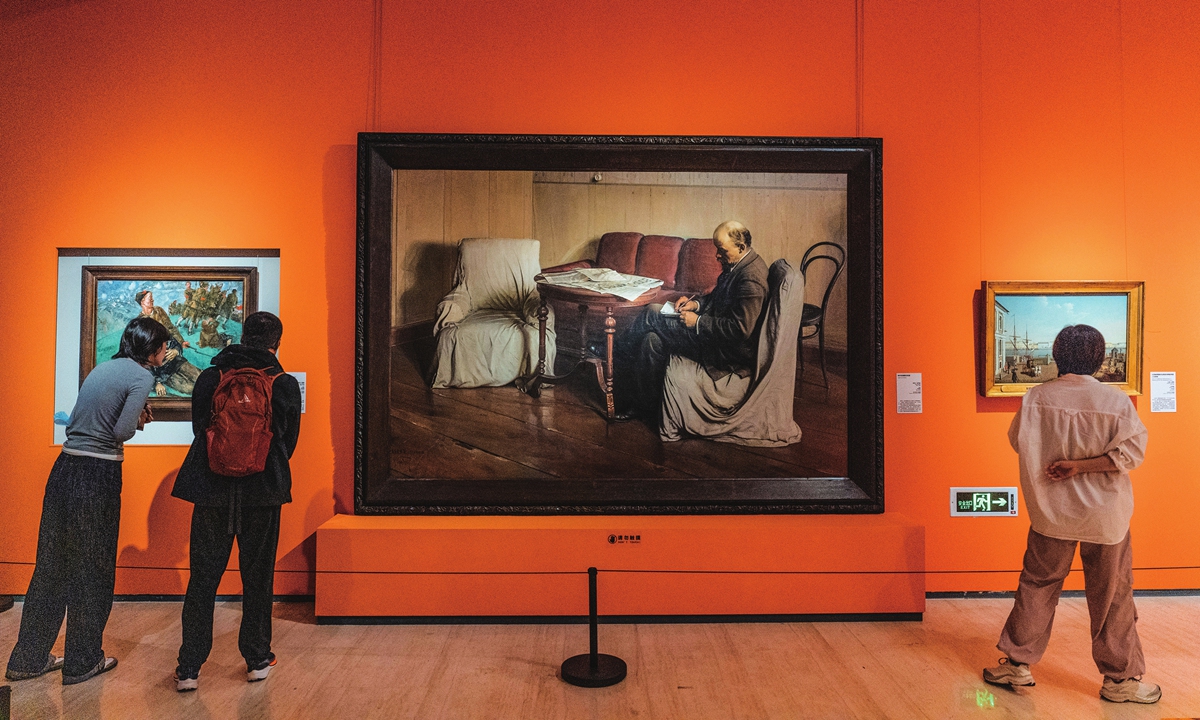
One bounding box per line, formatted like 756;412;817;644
1;0;1197;596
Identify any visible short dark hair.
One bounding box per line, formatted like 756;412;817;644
242;311;283;350
135;290;151;305
113;316;170;364
1052;324;1106;376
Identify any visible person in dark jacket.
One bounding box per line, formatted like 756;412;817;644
172;311;301;692
612;220;769;423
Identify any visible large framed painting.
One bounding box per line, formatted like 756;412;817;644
80;266;259;421
981;281;1144;397
357;134;883;514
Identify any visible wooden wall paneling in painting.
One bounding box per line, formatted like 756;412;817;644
532;181;593;266
488;171;534;238
392;169;446;326
392;170;534;328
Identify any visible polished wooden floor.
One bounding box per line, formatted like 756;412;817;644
3;597;1198;719
390;335;849;480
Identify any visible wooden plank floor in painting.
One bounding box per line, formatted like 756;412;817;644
4;596;1198;719
390;336;849;480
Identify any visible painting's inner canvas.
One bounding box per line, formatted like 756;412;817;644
93;277;246;399
388;169;849;480
993;293;1129;386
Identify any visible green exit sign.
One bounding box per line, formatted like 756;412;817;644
949;487;1018;517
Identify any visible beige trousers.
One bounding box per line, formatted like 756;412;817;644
997;528;1145;680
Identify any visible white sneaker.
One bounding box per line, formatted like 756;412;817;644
174;669;199;692
1101;677;1161;703
247;656;276;682
983;657;1035;687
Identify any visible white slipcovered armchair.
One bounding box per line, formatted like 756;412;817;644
429;238;555;389
659;258;804;446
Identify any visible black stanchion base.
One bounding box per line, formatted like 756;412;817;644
0;596;12;613
560;653;627;688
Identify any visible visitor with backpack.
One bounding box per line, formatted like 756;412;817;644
171;311;301;692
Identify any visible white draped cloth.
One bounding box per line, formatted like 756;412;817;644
430;238;555;388
659;259;803;446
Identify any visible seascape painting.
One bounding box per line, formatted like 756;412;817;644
994;294;1128;385
982;281;1144;398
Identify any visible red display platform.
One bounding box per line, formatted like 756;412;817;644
315;514;925;620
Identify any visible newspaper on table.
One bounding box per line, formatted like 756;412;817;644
538;267;663;301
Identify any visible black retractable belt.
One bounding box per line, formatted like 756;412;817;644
560;567;626;687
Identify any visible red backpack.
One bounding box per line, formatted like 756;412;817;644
206;367;279;477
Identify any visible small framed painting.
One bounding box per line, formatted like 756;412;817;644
80;265;259;421
982;281;1144;397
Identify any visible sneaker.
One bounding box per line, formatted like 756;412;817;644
5;653;64;681
1100;677;1161;704
174;668;199;692
983;657;1035;687
62;656;117;686
247;655;276;682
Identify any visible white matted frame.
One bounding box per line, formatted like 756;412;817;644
55;249;281;446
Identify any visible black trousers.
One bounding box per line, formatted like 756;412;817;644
177;503;281;673
613;305;705;418
7;454;121;678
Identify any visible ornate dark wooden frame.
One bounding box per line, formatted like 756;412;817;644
356;133;883;514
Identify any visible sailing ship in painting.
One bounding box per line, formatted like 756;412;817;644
994;294;1127;385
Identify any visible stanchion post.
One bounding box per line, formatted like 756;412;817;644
588;567;599;672
560;567;627;687
0;683;10;720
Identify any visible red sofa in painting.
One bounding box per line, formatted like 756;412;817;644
542;231;723;296
540;231;724;358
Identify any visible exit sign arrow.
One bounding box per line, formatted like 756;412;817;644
949;487;1019;517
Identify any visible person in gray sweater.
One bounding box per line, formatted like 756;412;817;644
5;317;169;686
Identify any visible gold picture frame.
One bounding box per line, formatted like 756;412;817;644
982;281;1144;397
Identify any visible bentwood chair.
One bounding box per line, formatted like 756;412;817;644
798;241;846;390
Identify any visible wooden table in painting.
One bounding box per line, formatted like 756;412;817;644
518;280;662;420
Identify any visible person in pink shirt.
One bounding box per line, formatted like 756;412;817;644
982;324;1159;704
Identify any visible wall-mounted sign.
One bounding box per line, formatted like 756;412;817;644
897;373;922;413
1150;372;1176;412
950;487;1018;517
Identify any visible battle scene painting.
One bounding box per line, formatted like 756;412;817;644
81;266;259;420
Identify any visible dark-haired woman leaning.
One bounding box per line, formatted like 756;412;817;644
5;317;169;685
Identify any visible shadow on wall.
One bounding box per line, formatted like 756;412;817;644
0;0;89;21
272;491;329;598
400;242;458;325
117;469;191;594
323;144;358;515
